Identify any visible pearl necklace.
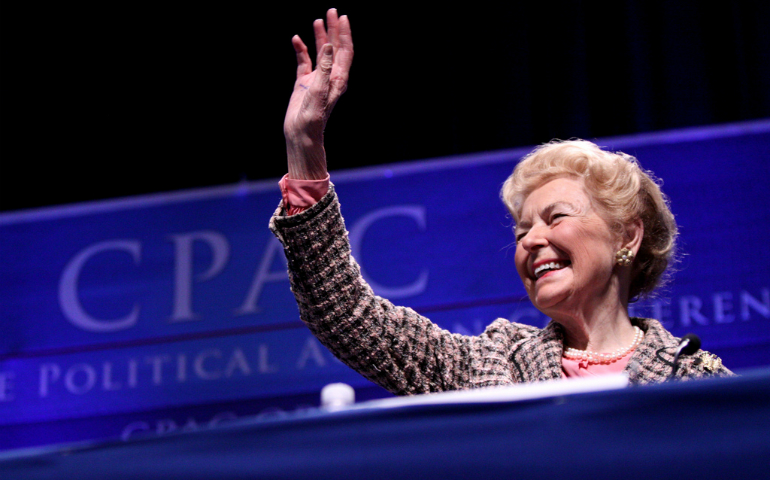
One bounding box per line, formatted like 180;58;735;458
563;326;643;364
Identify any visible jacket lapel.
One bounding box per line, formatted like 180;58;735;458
511;321;565;382
625;318;679;384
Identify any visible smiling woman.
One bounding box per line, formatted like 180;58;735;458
269;9;732;392
503;142;674;358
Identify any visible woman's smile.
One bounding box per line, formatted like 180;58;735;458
533;259;571;279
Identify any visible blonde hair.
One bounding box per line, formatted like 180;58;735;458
501;139;678;299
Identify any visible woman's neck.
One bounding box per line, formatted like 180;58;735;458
550;277;636;353
559;309;636;353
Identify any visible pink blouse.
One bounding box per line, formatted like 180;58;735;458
561;351;632;378
278;175;330;215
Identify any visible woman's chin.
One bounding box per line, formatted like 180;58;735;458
531;286;569;314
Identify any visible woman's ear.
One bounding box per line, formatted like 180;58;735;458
625;218;644;255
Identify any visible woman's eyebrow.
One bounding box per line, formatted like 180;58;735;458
517;201;579;231
542;201;576;217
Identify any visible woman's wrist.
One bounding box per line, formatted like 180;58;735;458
285;133;328;180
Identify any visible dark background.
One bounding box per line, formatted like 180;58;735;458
2;1;769;212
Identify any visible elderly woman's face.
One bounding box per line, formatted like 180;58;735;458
514;177;621;315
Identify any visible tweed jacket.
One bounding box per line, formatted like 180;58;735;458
270;185;732;395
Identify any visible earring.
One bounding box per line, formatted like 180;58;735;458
616;248;634;266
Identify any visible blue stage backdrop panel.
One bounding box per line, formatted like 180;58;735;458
1;120;769;450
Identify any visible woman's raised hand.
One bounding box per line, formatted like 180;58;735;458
284;9;353;180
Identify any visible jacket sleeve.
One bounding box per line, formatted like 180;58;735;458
269;185;482;395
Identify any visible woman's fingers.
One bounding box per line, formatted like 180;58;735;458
336;14;353;57
306;43;334;119
287;11;351;131
303;10;353;106
331;15;353;96
313;18;328;65
292;35;312;78
326;8;339;49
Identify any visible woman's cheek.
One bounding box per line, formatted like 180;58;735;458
514;249;527;282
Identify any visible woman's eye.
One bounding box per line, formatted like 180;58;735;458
516;232;527;242
551;213;567;222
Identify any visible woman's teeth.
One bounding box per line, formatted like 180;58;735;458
534;261;569;279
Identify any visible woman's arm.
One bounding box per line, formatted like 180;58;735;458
273;11;540;393
272;11;489;394
270;186;478;395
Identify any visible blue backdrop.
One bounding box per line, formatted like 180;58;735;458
1;121;769;450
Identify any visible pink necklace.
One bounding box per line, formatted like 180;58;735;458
563;326;643;364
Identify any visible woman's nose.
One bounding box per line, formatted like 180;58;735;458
520;226;548;251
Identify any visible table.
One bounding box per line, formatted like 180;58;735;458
3;370;768;480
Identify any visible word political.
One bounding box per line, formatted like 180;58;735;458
0;336;337;405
